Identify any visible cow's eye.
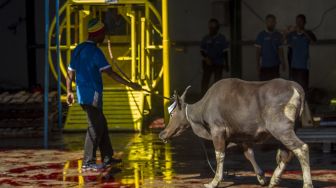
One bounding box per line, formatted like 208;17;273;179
170;111;174;117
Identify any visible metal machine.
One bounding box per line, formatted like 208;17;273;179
48;0;171;131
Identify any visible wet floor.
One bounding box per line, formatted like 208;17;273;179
0;130;336;187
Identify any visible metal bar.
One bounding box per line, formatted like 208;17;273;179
145;3;150;47
127;11;136;82
79;10;84;42
145;3;151;82
141;17;145;80
56;0;62;129
66;5;71;66
50;45;76;50
71;0;148;5
162;0;170;122
48;2;69;90
146;45;163;49
44;0;49;149
75;12;79;43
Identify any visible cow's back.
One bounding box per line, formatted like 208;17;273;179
199;78;304;142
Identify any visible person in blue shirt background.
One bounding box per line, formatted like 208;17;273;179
66;18;141;171
200;18;229;95
287;14;317;92
255;14;286;81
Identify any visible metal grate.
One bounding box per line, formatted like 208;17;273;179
64;89;144;132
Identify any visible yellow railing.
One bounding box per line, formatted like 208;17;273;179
49;0;171;126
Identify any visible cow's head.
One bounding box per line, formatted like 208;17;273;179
159;86;191;143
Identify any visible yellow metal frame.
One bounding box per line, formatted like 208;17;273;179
49;0;171;127
162;0;170;121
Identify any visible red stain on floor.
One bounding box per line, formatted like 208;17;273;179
0;179;21;186
8;163;63;173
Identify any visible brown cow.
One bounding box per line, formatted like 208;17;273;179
159;78;313;188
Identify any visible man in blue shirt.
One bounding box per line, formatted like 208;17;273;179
255;14;286;81
66;19;141;170
287;14;317;92
200;18;229;95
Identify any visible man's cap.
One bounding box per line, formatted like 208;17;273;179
88;18;105;33
87;18;105;37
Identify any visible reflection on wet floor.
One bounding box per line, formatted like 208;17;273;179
64;132;174;187
1;131;336;187
0;133;174;187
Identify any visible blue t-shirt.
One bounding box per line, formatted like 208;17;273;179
287;32;311;70
200;33;229;65
255;30;283;67
68;41;111;108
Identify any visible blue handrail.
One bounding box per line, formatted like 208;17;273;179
56;0;62;129
44;0;49;149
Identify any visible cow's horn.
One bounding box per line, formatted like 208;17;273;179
181;85;191;101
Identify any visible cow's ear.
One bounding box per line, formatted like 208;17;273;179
173;90;178;99
176;95;182;110
181;85;191;102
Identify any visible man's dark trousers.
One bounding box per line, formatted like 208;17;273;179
81;104;113;165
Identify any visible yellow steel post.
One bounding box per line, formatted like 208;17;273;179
127;11;136;82
162;0;170;122
79;10;84;42
145;3;151;82
66;5;71;66
145;3;150;47
140;17;146;80
92;6;96;18
79;7;90;43
74;12;79;43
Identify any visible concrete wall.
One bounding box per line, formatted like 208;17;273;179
1;0;336;95
169;0;336;95
0;0;64;90
241;0;336;94
169;0;231;94
0;0;28;89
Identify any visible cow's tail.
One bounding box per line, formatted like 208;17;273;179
294;85;305;118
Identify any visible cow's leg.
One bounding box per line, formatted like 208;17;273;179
242;144;266;186
204;132;226;188
292;143;313;188
269;149;293;187
270;128;313;188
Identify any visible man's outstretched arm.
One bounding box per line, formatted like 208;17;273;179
102;67;142;90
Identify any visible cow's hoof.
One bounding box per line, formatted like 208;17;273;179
268;181;279;188
257;174;267;186
303;184;314;188
204;183;216;188
268;183;276;188
268;177;280;188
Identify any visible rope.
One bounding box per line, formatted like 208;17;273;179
107;39;171;100
186;105;234;178
199;139;216;174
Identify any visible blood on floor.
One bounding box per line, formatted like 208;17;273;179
0;132;336;187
